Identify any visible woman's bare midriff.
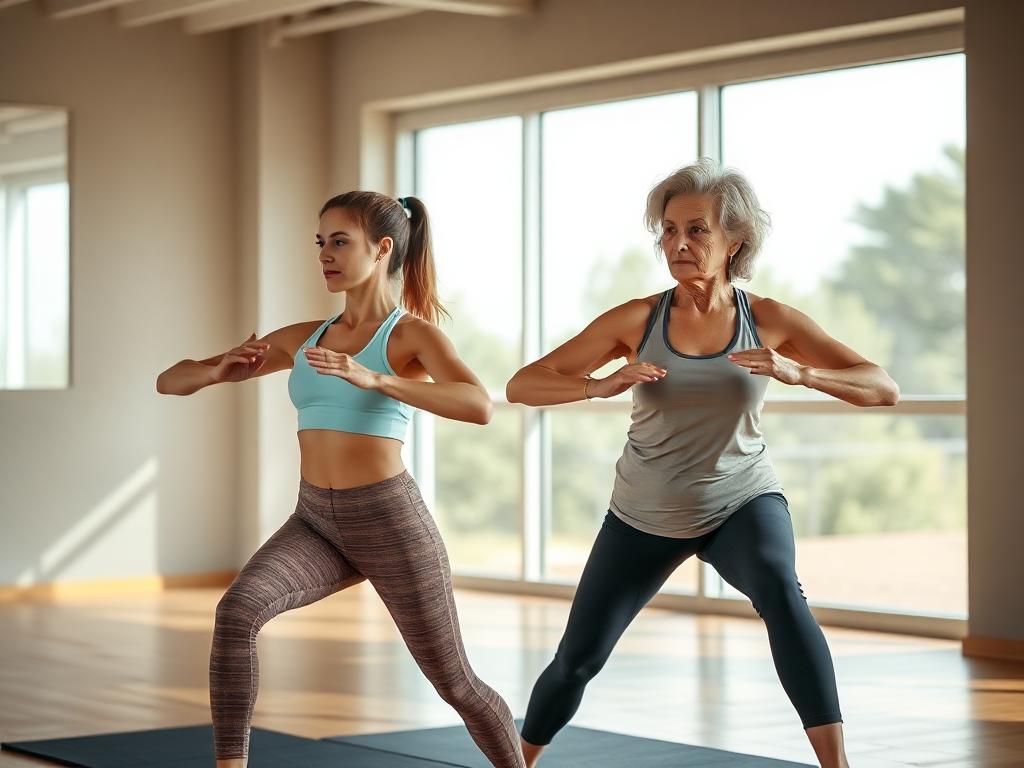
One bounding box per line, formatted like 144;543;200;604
298;430;407;489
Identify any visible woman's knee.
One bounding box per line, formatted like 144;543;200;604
552;645;608;686
433;674;492;713
214;584;266;636
743;564;807;618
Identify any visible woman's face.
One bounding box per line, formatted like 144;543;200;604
660;193;740;282
316;207;391;293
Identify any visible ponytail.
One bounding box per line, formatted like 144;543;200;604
399;196;450;326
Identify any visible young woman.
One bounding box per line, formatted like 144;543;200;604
156;192;526;768
506;159;899;768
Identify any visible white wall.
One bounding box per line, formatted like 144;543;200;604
0;5;238;584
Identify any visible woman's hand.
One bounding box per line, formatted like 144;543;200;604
303;346;380;390
728;347;804;385
588;362;667;398
209;333;270;384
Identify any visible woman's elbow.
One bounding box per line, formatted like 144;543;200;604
476;395;495;425
505;373;523;404
869;373;900;407
880;379;901;406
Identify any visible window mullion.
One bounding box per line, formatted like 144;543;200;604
697;84;722;162
521;111;544;582
696;83;722;599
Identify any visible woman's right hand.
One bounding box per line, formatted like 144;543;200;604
208;333;271;384
588;362;667;398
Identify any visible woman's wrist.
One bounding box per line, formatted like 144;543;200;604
797;364;816;389
583;373;596;401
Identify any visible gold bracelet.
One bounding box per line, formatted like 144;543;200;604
583;373;592;401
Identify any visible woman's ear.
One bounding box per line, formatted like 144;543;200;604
377;236;394;262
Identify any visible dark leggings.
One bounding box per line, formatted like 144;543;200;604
209;471;526;766
520;492;842;745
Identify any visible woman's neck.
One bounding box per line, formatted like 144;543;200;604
674;277;733;314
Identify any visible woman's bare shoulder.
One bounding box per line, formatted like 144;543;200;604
609;292;663;321
742;291;791;321
263;319;326;359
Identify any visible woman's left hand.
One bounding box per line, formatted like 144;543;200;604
303;346;380;389
728;347;805;385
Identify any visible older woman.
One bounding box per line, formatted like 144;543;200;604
506;158;898;768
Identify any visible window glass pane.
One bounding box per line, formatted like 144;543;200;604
548;408;699;593
433;409;522;577
541;92;698;369
414;117;522;394
25;182;69;387
704;413;966;616
541;92;699;589
722;54;966;398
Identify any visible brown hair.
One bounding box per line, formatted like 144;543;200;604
319;191;450;325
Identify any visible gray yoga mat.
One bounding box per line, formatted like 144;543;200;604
327;719;814;767
0;724;456;767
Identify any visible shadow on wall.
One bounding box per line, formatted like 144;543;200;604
10;458;159;588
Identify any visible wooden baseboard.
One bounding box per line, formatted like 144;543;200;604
0;571;238;603
962;634;1024;663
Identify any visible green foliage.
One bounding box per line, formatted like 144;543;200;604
435;410;520;535
829;145;965;396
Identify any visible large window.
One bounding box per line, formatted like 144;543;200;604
402;46;966;626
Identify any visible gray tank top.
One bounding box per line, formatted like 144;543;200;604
608;286;783;538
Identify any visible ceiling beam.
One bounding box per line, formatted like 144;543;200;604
46;0;138;20
369;0;532;16
184;0;351;33
118;0;243;28
271;4;419;43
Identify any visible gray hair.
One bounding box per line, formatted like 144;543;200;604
644;157;770;281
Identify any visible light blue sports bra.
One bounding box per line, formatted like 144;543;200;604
287;305;413;441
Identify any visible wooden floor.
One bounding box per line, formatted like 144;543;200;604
1;584;1022;767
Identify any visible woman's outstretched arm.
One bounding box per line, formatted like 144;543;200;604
506;299;665;406
730;298;900;407
156;324;303;396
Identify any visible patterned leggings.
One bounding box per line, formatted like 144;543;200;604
209;470;526;766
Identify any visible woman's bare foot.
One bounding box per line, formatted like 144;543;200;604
520;735;545;768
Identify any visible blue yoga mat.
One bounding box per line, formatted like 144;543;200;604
3;720;813;767
327;718;814;767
